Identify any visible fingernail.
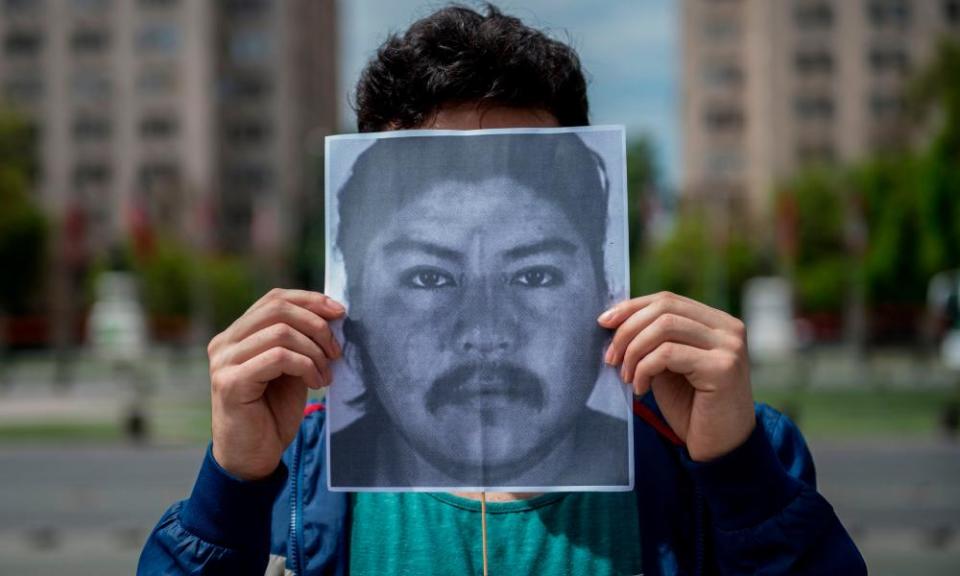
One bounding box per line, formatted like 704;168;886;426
330;301;346;314
598;309;616;323
604;347;613;364
621;369;629;384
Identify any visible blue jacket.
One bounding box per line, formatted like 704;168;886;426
139;395;867;575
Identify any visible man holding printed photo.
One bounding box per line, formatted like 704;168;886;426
139;5;866;575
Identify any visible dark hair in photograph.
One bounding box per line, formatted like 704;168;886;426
354;3;590;131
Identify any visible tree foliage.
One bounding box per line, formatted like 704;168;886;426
775;39;960;318
0;107;47;314
776;168;850;313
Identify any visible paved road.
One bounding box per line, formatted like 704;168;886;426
0;441;958;575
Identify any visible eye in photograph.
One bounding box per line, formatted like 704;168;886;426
402;266;458;289
510;266;564;288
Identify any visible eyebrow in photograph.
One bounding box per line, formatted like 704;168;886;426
383;237;463;263
503;238;578;261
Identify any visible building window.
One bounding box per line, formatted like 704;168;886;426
71;28;109;53
3;30;43;57
139;162;180;190
794;96;834;120
706;150;743;178
3;76;43;102
73;163;111;188
139;0;177;8
796;142;835;165
868;46;910;74
703;105;744;132
137;67;177;94
866;0;911;27
140;114;178;139
703;63;743;88
225;163;271;190
225;118;270;145
946;0;960;24
220;191;254;251
221;73;270;100
73;115;111;140
794;50;834;75
3;0;41;13
229;29;271;64
870;93;903;119
224;0;268;16
72;0;110;13
72;72;111;100
702;19;739;42
794;2;834;29
137;24;178;54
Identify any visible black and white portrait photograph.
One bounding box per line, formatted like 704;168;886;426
325;126;632;491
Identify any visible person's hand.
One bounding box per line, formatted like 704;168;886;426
598;291;755;462
208;289;345;480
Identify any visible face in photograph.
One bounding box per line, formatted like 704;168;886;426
346;175;606;481
333;132;618;485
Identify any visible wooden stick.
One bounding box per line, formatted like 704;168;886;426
481;491;489;576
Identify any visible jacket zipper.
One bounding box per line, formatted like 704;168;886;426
289;433;304;575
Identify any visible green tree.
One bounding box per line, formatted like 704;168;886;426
626;138;657;252
200;255;259;333
774;40;960;320
0;107;47;315
135;238;196;319
635;207;759;316
127;236;260;334
910;39;960;280
853;156;929;305
776;168;849;314
625;136;661;295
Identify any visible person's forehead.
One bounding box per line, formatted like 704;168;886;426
390;178;576;235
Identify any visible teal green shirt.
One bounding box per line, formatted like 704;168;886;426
349;492;642;575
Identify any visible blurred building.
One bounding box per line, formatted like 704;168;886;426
681;0;960;218
0;0;337;343
214;0;338;255
0;0;337;257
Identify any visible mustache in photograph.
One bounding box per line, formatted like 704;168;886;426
425;362;546;414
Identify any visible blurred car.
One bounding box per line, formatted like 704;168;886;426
743;276;799;362
928;269;960;369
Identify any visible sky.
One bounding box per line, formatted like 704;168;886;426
338;0;680;187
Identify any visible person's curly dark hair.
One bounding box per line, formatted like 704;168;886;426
354;3;590;132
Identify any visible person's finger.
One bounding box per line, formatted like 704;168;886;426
631;344;739;396
247;288;346;319
241;346;323;390
227;298;340;359
619;313;719;381
599;291;739;332
215;346;323;405
628;342;704;396
223;322;329;376
605;297;726;365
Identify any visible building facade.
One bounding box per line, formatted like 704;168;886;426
0;0;338;259
682;0;960;218
0;0;337;344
